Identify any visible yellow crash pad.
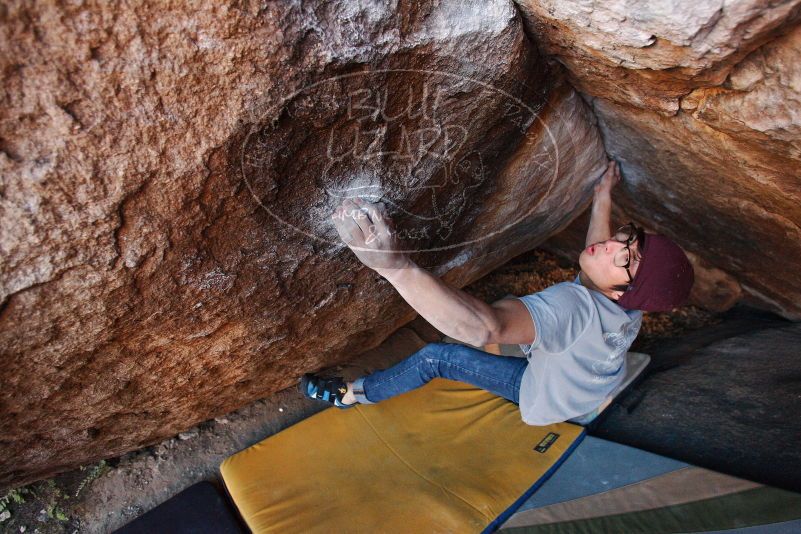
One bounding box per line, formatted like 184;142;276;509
220;378;584;533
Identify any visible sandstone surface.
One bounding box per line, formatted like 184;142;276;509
0;2;606;488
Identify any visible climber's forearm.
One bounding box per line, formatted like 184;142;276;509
585;193;613;247
376;262;497;347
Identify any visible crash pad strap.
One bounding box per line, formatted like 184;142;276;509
220;378;584;533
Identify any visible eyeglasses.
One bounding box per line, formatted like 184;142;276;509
611;222;645;285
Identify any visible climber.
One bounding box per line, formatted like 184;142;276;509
300;161;694;425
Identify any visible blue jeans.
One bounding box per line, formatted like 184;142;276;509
351;342;528;405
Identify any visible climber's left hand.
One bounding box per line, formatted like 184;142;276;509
331;197;413;272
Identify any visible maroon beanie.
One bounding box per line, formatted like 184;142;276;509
617;233;695;312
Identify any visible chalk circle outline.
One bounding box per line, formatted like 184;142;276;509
240;69;560;254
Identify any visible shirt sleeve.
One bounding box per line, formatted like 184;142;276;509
516;282;593;355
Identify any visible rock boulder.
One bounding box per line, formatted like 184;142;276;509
516;0;801;318
0;1;606;487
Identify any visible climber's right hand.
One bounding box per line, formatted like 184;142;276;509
594;160;621;198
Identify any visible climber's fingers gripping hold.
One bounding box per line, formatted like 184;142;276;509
332;201;363;246
357;199;395;248
344;198;372;245
594;160;621;197
331;197;411;272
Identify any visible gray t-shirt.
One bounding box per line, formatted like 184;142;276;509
516;274;643;425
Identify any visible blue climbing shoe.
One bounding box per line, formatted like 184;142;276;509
299;373;358;409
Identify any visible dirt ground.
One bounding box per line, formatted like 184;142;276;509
0;248;723;534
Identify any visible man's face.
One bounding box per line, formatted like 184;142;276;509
579;237;642;299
